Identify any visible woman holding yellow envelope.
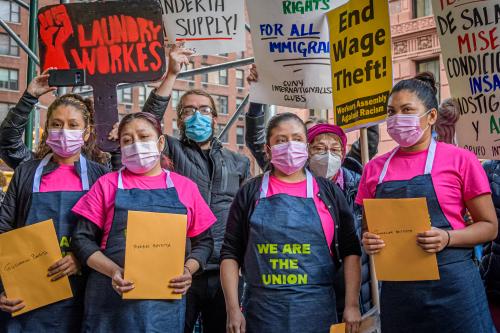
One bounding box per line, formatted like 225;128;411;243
0;72;108;332
358;72;498;332
71;112;215;332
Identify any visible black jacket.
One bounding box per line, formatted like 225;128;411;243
143;91;251;270
0;91;40;169
221;174;361;267
0;158;108;233
481;160;500;304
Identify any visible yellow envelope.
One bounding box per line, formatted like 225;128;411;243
330;323;346;333
364;198;439;281
0;220;73;316
123;211;187;300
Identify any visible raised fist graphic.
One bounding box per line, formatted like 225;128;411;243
38;5;74;70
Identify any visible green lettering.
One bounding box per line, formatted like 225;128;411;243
490;115;500;134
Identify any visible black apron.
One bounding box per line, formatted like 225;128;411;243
376;139;495;333
82;169;188;333
4;153;89;333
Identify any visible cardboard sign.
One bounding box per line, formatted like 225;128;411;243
247;0;343;109
327;0;392;132
123;211;187;300
363;198;439;281
38;0;166;151
0;220;73;316
432;0;500;159
161;0;246;55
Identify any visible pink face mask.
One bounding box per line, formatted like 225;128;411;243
270;141;308;175
46;129;85;158
121;141;160;174
387;111;430;148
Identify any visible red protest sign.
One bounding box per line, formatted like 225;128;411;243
38;0;166;151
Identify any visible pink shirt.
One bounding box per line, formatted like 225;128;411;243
355;142;491;230
72;169;216;249
39;165;82;192
267;175;335;247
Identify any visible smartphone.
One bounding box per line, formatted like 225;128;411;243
48;69;86;87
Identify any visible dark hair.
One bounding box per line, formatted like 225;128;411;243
389;72;439;111
266;112;307;145
35;93;108;164
435;98;460;144
118;112;173;170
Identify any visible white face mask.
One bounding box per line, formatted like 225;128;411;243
309;152;342;179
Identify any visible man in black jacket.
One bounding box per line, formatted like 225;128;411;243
142;45;250;333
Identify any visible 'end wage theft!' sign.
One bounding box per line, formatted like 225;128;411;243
327;0;392;132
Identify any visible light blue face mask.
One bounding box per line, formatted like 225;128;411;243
184;111;213;143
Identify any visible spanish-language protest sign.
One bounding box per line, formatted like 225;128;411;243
247;0;342;109
432;0;500;159
327;0;392;131
38;0;166;151
161;0;245;55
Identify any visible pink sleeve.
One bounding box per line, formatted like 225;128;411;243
461;152;491;201
173;175;216;237
72;176;111;229
355;165;375;206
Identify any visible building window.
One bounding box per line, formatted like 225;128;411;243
413;0;432;18
0;68;18;90
218;53;229;57
236;97;244;110
236;126;244;145
201;64;209;83
118;87;132;103
236;70;245;88
172;119;180;138
172;90;182;110
417;58;441;102
218;124;228;143
0;1;20;23
0;101;14;123
138;86;146;106
0;33;19;56
180;61;194;81
219;69;228;85
214;95;228;115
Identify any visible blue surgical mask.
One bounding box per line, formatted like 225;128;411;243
184;111;213;143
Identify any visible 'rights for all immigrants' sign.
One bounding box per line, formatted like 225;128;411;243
432;0;500;159
247;0;341;109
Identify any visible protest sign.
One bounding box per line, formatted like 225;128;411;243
247;0;345;109
38;0;166;152
327;0;392;131
161;0;245;55
432;0;500;159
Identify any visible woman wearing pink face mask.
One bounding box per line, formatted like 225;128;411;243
71;112;215;332
358;72;497;332
221;112;362;333
0;72;108;332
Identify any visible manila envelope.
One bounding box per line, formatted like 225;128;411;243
330;323;346;333
364;198;440;281
0;220;73;316
123;211;187;300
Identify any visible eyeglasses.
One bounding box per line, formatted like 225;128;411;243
181;106;214;117
310;146;343;156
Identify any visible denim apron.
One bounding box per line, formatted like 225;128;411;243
376;139;495;333
82;169;188;333
243;171;337;333
5;153;89;333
